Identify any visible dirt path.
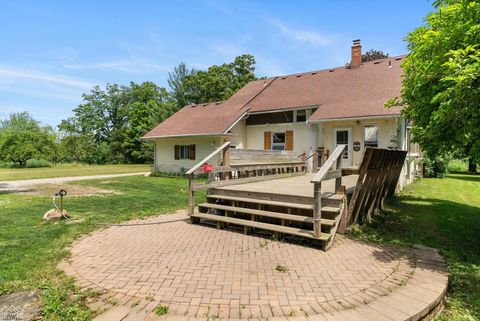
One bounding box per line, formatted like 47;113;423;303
0;172;149;191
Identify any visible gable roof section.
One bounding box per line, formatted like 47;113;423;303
143;78;275;138
143;56;404;139
247;56;404;120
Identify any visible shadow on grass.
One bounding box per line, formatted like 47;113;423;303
352;187;480;318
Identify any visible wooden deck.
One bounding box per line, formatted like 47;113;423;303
214;173;359;198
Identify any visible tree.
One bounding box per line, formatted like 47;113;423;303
122;82;174;163
168;63;196;110
59;82;174;164
0;112;57;167
183;54;257;104
362;49;389;62
400;0;480;173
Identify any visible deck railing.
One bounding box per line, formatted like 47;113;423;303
310;144;346;237
186;144;307;215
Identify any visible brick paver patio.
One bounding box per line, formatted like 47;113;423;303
59;211;448;321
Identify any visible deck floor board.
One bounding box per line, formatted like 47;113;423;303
215;173;358;198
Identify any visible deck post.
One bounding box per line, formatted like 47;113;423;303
313;181;322;237
188;174;195;217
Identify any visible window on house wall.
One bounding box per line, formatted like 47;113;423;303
180;145;190;159
271;132;286;150
364;125;379;148
295;110;307;122
174;144;196;160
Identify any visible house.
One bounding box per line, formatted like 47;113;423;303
143;40;418;178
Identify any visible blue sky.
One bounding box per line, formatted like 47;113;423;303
0;0;434;126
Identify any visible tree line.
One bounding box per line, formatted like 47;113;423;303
0;55;258;167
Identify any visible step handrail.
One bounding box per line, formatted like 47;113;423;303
186;141;231;175
311;145;345;183
310;144;346;238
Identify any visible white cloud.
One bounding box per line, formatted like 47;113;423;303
64;59;170;74
267;18;330;46
0;66;94;89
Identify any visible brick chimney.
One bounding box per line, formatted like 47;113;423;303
351;39;362;69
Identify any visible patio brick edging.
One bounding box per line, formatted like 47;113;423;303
59;245;447;321
57;212;448;321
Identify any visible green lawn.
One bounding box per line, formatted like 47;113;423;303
351;173;480;321
0;175;199;320
1;173;478;320
0;164;152;181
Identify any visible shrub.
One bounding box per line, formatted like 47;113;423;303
0;159;52;168
423;154;449;178
448;159;468;173
26;159;52;168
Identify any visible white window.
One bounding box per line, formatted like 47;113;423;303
179;145;190;159
272;132;286;150
294;109;307;122
364;125;379;148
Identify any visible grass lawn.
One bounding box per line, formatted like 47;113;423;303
0;175;202;320
351;173;480;321
0;164;151;181
1;173;478;320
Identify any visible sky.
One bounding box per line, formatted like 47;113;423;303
0;0;434;127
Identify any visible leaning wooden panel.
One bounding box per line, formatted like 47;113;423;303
347;148;407;227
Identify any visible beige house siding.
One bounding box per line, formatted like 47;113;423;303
245;123;310;156
321;117;400;167
154;136;222;173
228;119;247;149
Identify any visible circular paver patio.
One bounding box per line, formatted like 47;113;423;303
61;212;447;320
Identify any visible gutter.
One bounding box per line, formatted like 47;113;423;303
307;114;400;124
141;133;236;140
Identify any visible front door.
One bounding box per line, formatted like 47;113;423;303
334;128;352;168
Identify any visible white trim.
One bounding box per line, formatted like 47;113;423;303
142;133;234;140
223;112;247;133
333;127;353;167
248;105;319;115
362;123;380;149
309;114;400;124
271;131;286;151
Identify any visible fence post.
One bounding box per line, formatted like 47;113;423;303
313;181;322;237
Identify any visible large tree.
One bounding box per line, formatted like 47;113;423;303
59;82;174;164
183;54;257;104
0;112;57;167
400;0;480;172
168;62;196;110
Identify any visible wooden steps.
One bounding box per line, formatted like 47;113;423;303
191;212;331;241
190;180;347;250
199;203;337;226
206;194;314;210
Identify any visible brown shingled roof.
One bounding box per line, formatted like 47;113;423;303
143;57;404;138
143;78;275;138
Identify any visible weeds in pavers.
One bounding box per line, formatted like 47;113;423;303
275;264;289;273
106;297;118;306
145;293;155;301
155;304;169;316
131;300;140;308
259;239;268;248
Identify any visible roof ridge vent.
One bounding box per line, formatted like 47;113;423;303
311;72;317;75
281;76;287;79
329;69;335;72
394;57;402;61
296;74;302;77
